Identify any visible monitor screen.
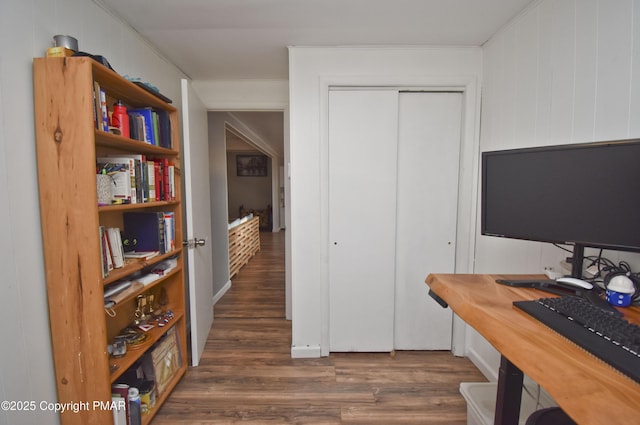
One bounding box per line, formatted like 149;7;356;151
481;139;640;253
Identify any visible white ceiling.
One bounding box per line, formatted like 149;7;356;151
97;0;533;156
98;0;534;81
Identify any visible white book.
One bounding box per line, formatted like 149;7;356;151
111;395;127;425
107;228;124;268
147;159;156;201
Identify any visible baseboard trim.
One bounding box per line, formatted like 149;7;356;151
291;345;321;358
213;280;232;305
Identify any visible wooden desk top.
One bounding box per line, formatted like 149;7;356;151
426;273;640;425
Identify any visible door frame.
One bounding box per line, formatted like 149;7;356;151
318;75;482;357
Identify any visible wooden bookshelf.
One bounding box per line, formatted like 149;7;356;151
33;57;187;425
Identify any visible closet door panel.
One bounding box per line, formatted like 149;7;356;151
328;89;398;352
394;92;461;349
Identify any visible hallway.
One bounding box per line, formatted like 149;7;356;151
153;230;485;424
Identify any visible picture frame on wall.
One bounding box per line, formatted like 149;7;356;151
237;154;268;177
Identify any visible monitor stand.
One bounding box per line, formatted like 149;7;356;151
570;244;585;279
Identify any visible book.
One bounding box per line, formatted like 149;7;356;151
134;273;160;286
147;157;169;201
168;164;175;200
93;81;103;131
152;258;177;276
106;154;148;203
99;87;109;131
101;227;114;274
111;395;127;425
99;226;108;278
162;158;170;200
123;250;159;260
123;212;166;254
128;108;156;145
107;228;125;268
154;160;162;201
107;282;143;306
104;279;132;299
111;384;130;425
147;159;156;201
152;111;160;146
129;113;145;142
98;157;134;203
92;81;110;132
163;212;175;253
156;109;172;149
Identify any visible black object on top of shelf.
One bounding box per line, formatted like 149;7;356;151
132;81;173;104
72;51;115;72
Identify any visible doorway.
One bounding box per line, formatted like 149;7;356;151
208;111;287;315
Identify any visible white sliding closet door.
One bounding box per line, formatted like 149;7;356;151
329;89;399;352
328;89;461;352
394;92;460;349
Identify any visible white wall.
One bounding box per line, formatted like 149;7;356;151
0;1;186;423
474;0;640;380
227;152;273;219
207;113;233;304
288;46;483;357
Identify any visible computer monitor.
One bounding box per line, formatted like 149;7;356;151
481;139;640;277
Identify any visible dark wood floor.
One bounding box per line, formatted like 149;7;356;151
153;231;486;424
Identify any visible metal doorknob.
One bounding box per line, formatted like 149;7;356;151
183;238;206;248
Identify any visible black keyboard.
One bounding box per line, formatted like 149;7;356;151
514;296;640;383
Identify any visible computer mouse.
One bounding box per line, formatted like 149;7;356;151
556;277;594;290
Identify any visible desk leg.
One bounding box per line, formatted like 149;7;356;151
494;356;524;425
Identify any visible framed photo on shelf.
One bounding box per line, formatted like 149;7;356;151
236;154;268;177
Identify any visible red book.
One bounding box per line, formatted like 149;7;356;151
163;158;170;201
154;161;161;201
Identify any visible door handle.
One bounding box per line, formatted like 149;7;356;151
183;238;206;248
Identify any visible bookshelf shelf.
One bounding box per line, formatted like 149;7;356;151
98;200;180;214
95;131;179;155
33;57;187;425
109;312;185;383
101;249;183;286
104;266;182;305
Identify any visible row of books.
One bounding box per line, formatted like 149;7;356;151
97;155;176;205
93;81;172;149
94;81;109;132
100;213;175;279
128;107;172;149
